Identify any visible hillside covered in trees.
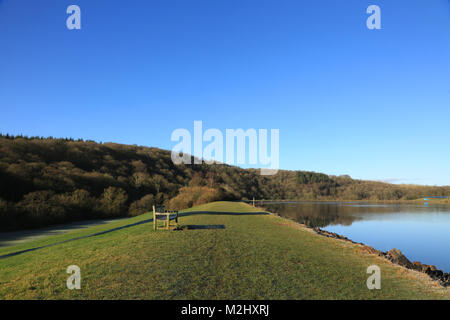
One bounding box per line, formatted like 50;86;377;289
0;134;449;231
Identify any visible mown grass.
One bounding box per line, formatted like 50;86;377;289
0;201;449;299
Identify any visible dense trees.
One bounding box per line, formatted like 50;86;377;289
0;134;448;231
129;194;155;216
296;171;333;184
98;187;128;217
167;186;222;210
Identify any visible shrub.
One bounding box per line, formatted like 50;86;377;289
128;194;155;216
97;187;128;217
54;189;96;220
167;186;221;210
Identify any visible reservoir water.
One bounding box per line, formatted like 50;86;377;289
261;202;450;273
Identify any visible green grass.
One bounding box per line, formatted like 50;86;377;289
0;201;449;299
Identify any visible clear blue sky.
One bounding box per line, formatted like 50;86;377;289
1;0;450;185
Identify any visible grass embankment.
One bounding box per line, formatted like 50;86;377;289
0;201;448;299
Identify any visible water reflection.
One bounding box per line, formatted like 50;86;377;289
262;201;448;228
261;201;450;272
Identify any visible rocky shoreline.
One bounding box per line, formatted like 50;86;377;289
312;227;450;288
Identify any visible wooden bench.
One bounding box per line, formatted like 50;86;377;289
153;205;179;230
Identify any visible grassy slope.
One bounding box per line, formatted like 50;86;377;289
0;201;449;300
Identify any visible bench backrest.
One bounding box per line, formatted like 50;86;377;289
153;205;178;216
153;205;179;230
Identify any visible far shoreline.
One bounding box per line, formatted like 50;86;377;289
245;198;450;206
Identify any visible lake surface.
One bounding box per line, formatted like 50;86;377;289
261;202;450;273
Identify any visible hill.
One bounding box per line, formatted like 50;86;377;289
0;134;448;231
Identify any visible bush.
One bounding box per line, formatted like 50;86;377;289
167;186;221;210
54;189;96;220
128;194;155;216
14;190;67;227
97;187;128;217
0;198;12;229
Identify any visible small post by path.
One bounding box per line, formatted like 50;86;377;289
253;197;255;207
153;205;156;231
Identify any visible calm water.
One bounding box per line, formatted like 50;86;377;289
262;202;450;273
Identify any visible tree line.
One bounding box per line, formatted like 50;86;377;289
0;134;448;231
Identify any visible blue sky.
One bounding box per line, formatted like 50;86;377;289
1;0;450;185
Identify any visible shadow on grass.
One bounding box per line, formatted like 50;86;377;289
0;210;268;260
0;218;153;260
185;225;226;230
0;218;129;247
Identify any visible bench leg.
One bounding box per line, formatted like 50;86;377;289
153;205;157;231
